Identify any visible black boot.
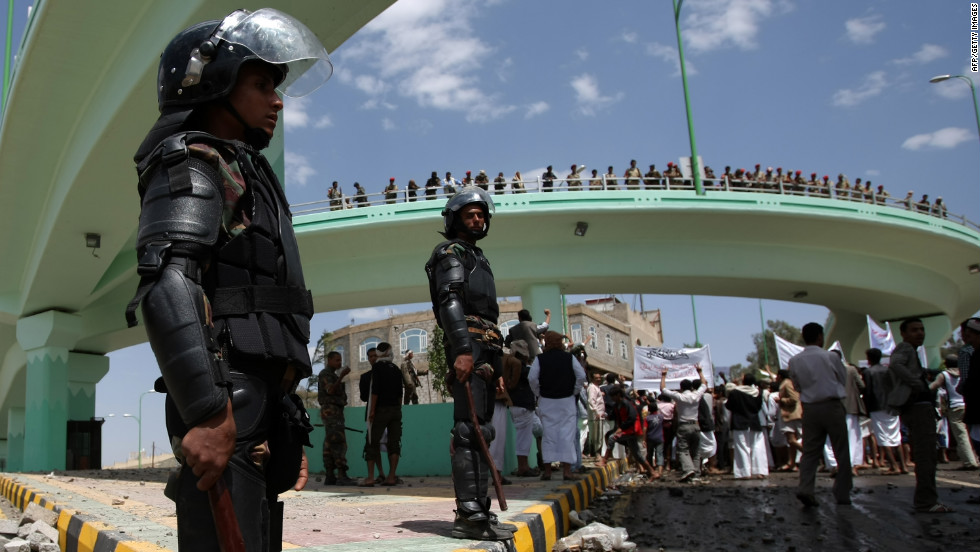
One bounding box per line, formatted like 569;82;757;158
335;470;356;486
481;497;518;533
322;470;336;486
452;501;513;540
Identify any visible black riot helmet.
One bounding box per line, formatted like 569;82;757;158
136;8;332;159
441;186;495;240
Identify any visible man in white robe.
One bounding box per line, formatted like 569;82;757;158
529;331;586;480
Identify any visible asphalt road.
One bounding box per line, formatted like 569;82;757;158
586;466;979;552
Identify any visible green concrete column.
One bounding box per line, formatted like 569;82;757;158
67;353;110;421
520;283;564;334
6;407;23;472
16;311;82;471
825;310;866;364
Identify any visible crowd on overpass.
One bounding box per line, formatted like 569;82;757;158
314;159;951;219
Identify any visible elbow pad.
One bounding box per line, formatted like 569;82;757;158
143;265;231;428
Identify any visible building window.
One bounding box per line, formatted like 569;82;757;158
605;334;612;354
499;319;519;334
359;337;381;362
334;346;345;365
400;328;428;354
620;340;628;360
589;326;598;349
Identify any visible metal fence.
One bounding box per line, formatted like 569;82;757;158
290;176;978;232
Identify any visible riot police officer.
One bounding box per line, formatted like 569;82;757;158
425;187;515;541
126;9;332;551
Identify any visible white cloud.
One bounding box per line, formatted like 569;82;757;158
284;97;334;131
832;71;887;107
682;0;788;53
575;48;589;61
901;127;973;150
892;43;947;65
621;31;638;45
337;0;515;123
525;101;550;119
845;14;886;44
283;97;312;129
570;74;624;116
285;151;316;186
646;42;697;76
381;117;396;131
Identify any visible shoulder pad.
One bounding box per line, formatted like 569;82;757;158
136;150;225;251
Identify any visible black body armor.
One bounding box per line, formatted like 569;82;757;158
127;132;313;427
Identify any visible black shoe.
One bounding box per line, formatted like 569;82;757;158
451;518;514;540
323;474;337;486
335;472;357;486
487;511;519;533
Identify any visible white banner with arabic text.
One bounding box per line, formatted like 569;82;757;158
633;345;715;391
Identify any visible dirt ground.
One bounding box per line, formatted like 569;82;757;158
586;466;979;552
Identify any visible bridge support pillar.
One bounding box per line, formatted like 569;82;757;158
520;283;565;334
16;311;83;471
826;311;867;365
5;408;24;472
68;353;110;421
830;310;951;369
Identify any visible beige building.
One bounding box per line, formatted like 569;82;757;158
320;298;662;405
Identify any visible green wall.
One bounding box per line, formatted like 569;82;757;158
306;403;532;478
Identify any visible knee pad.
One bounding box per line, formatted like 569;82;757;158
452;421;493;448
229;372;270;445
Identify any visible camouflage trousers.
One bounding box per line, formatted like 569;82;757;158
321;404;349;473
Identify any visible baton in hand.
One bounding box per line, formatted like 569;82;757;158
208;477;246;552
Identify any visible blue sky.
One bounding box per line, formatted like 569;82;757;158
4;1;977;465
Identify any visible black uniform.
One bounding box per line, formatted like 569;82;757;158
425;238;504;531
124;9;331;551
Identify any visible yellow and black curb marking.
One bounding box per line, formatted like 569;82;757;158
453;460;628;552
1;475;168;552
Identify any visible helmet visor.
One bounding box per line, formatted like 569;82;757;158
214;8;333;97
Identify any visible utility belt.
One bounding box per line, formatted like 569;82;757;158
465;315;502;350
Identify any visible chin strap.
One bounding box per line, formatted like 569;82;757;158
221;99;271;150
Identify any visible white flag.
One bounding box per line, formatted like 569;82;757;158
774;334;803;370
775;334;846;368
866;315;896;355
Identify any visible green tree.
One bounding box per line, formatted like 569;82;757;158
745;320;801;377
427;325;451;399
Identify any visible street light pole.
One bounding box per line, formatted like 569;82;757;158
673;0;704;196
690;295;701;347
134;389;158;469
929;74;980;149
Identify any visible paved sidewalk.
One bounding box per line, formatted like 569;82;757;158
0;461;627;552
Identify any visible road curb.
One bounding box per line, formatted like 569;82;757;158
1;474;168;552
452;460;627;552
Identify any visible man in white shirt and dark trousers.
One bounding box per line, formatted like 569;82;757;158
659;365;708;482
789;322;852;507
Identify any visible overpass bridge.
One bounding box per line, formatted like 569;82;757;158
0;1;978;472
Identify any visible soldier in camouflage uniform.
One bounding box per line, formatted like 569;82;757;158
318;351;356;485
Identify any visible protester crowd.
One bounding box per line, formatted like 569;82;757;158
346;314;979;516
316;160;952;220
